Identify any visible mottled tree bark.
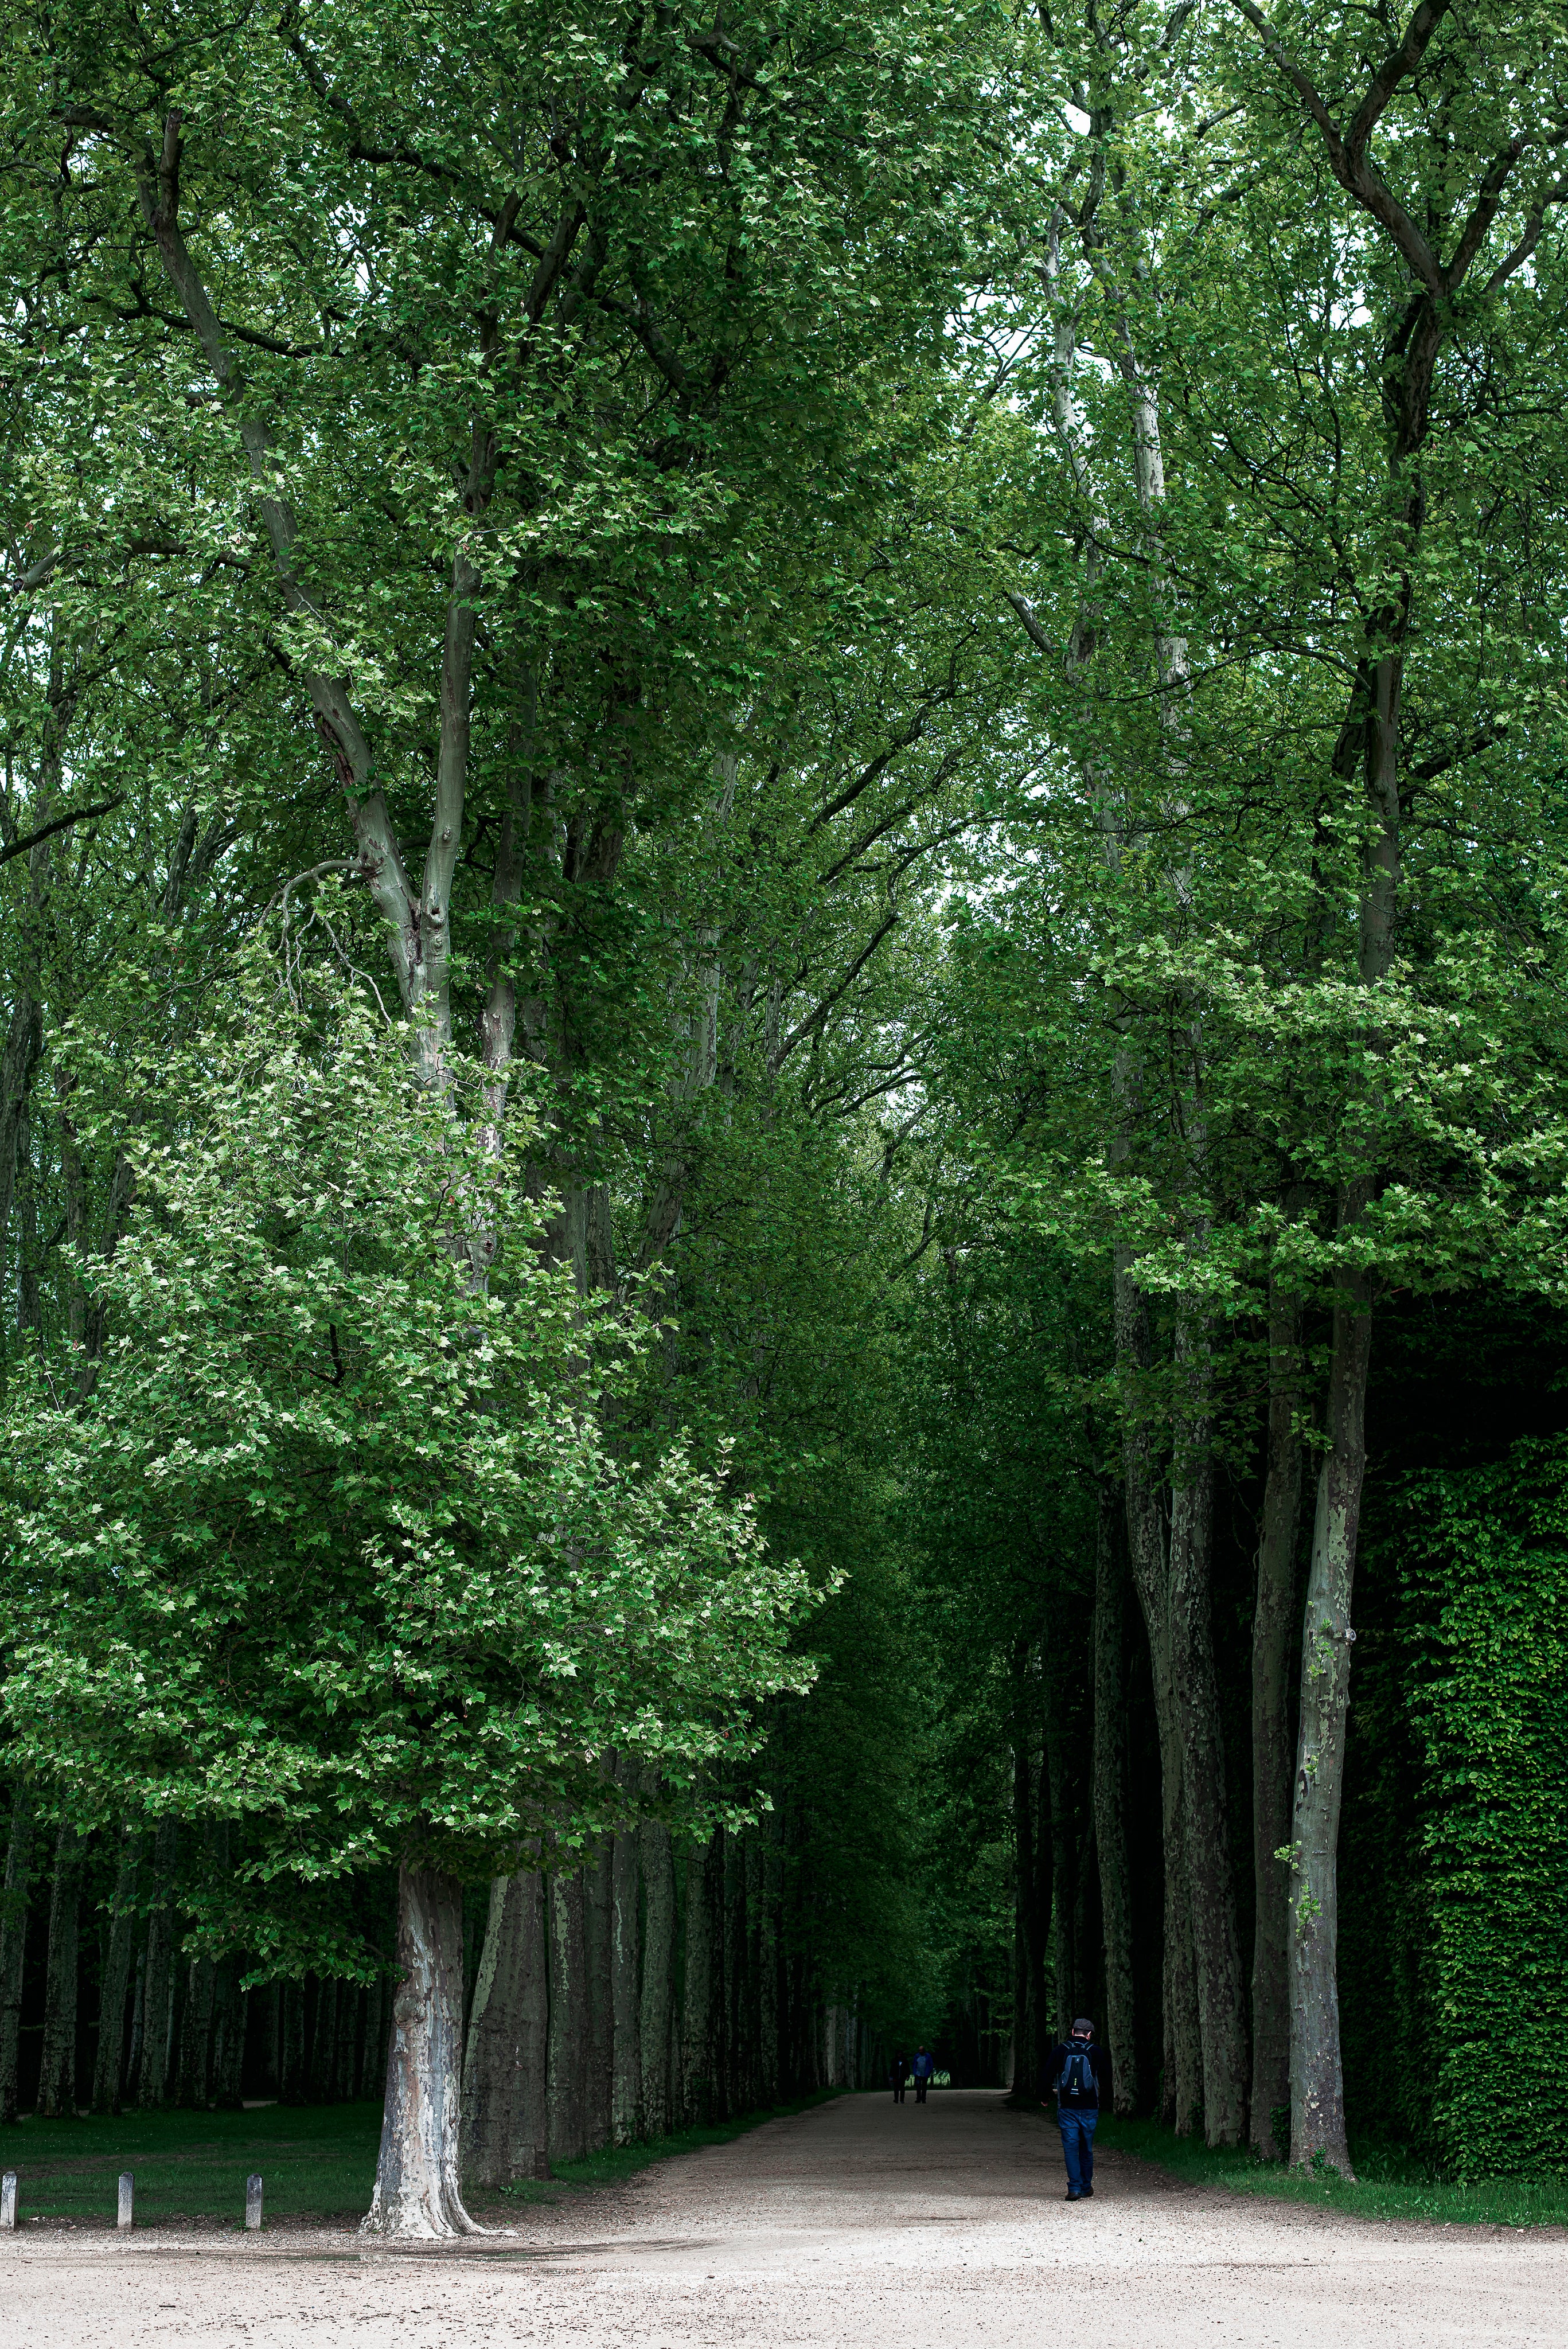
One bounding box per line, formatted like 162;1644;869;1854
1092;1481;1138;2114
0;1787;36;2123
1289;1262;1372;2175
1252;1275;1304;2156
584;1841;614;2152
136;1819;178;2109
681;1838;717;2125
362;1863;480;2237
547;1867;588;2161
1168;1320;1249;2147
37;1826;84;2119
1117;1266;1202;2132
92;1827;142;2114
461;1867;550;2185
638;1817;676;2139
611;1817;643;2145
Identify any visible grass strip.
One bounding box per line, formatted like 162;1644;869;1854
1092;2112;1568;2230
0;2102;384;2225
0;2090;845;2228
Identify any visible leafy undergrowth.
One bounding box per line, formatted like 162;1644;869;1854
0;2102;383;2226
0;2090;845;2228
1094;2113;1568;2230
486;2089;845;2207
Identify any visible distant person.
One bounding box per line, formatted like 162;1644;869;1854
911;2045;935;2104
890;2051;907;2104
1040;2016;1107;2201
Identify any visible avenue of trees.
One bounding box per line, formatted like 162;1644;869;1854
2;0;1566;2225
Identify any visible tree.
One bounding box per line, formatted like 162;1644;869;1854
0;960;821;2231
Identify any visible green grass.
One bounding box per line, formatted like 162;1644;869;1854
0;2102;384;2227
0;2090;845;2229
1093;2112;1568;2230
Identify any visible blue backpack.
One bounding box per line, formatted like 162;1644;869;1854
1058;2041;1096;2098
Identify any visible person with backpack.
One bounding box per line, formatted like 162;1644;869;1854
1039;2017;1107;2201
911;2046;936;2103
890;2051;908;2104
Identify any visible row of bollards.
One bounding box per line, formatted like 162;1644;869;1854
0;2168;265;2231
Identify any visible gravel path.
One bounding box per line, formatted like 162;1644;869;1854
3;2088;1561;2347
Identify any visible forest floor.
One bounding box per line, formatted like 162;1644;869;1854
1;2087;1562;2347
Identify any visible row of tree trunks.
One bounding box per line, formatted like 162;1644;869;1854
0;1797;397;2117
459;1808;814;2200
0;1785;818;2201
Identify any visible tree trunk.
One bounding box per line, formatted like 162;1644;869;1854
37;1826;84;2119
546;1867;588;2163
1092;1480;1139;2114
1288;1264;1372;2175
136;1818;178;2109
279;1977;307;2103
310;1975;339;2102
681;1838;717;2125
363;1862;479;2237
461;1867;550;2186
1007;1723;1040;2100
722;1831;747;2121
212;1962;246;2110
0;1787;35;2124
1162;1796;1202;2133
744;1837;766;2116
1251;1274;1303;2156
1115;1264;1201;2129
1045;1715;1078;2038
611;1816;643;2145
175;1954;216;2109
639;1817;676;2139
92;1827;142;2114
759;1837;781;2105
584;1841;614;2153
1168;1320;1249;2147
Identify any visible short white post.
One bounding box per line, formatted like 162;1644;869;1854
245;2174;263;2231
118;2172;134;2230
1;2171;16;2229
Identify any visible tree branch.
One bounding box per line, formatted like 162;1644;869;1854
0;797;122;867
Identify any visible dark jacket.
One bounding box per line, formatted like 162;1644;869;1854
1040;2040;1108;2109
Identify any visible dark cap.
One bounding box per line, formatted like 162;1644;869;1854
1071;2016;1095;2037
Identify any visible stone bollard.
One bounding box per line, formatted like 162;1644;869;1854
245;2175;263;2232
118;2173;134;2230
1;2171;16;2230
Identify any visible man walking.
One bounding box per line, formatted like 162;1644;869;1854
911;2046;935;2104
1041;2016;1106;2201
890;2051;907;2104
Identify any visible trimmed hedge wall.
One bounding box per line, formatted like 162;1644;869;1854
1398;1435;1568;2178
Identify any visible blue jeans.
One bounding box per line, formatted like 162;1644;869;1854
1058;2104;1098;2196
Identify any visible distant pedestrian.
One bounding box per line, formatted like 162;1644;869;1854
890;2051;907;2104
1040;2017;1107;2201
911;2046;935;2104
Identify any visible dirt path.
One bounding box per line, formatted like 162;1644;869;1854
3;2089;1561;2347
